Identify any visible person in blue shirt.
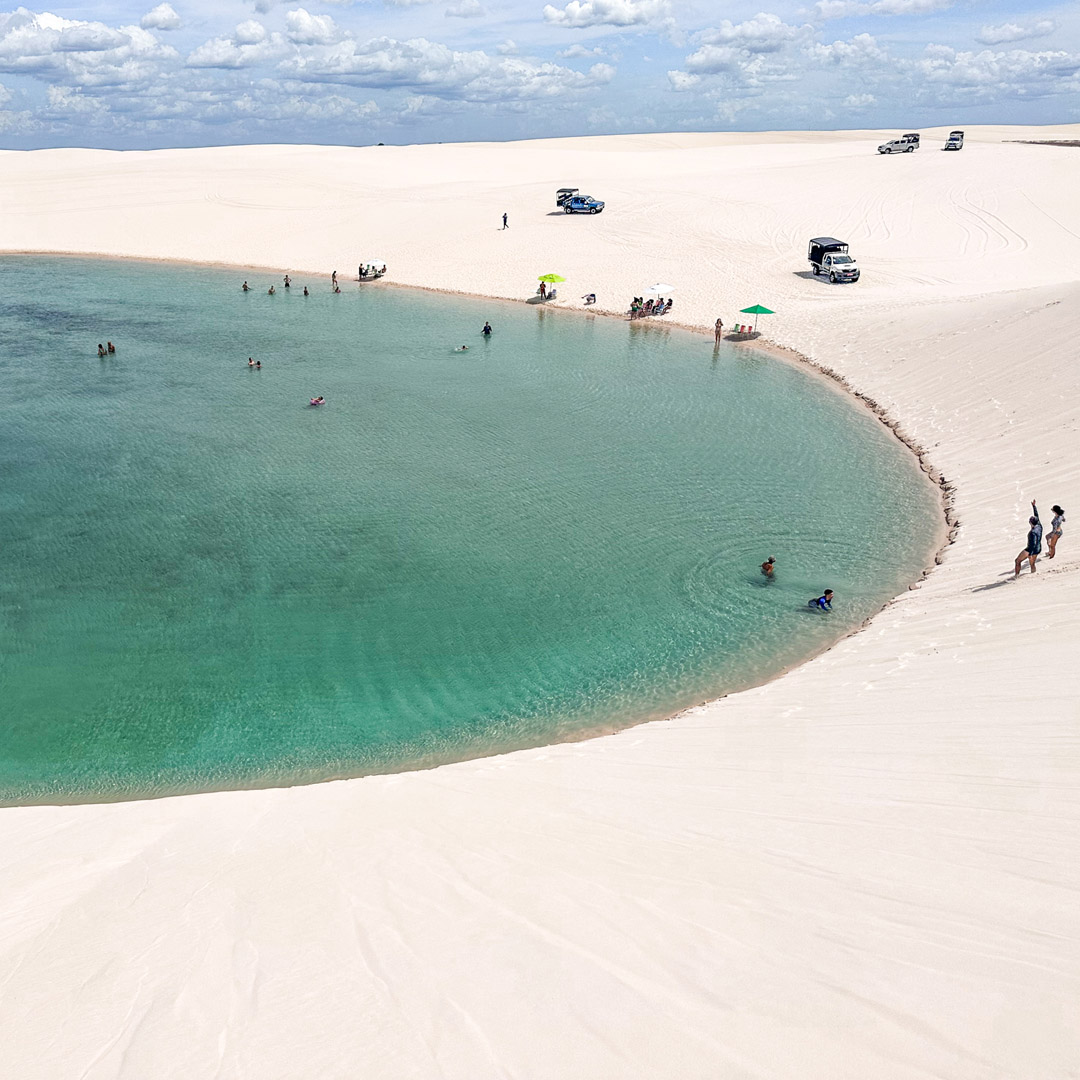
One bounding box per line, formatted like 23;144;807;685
808;590;834;611
1014;499;1042;577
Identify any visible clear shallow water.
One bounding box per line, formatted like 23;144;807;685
0;256;940;804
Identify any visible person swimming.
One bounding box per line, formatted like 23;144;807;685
333;285;341;293
761;557;775;578
808;590;834;611
97;343;106;357
268;285;276;295
248;357;255;368
310;396;325;406
255;360;261;370
106;341;115;354
455;345;469;351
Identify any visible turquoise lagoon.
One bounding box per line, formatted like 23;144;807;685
0;257;941;804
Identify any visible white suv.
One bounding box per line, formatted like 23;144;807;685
878;137;917;154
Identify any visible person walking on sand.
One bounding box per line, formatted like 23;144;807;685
502;212;508;229
761;556;775;579
1014;499;1043;577
808;589;834;611
1047;504;1066;559
715;317;724;344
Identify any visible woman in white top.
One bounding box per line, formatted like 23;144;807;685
1047;505;1065;559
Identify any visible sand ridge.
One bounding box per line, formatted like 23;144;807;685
1;126;1079;1079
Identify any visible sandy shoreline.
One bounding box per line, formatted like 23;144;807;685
2;127;1079;1079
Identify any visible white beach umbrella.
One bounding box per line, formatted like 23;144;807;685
645;282;676;294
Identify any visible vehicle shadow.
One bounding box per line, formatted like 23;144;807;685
792;270;821;280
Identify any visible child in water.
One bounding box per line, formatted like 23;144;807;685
808;590;834;611
761;557;775;579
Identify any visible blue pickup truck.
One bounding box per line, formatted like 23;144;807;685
562;194;605;215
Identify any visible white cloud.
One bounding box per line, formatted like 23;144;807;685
140;3;180;31
558;43;605;58
495;39;517;54
698;14;807;54
543;0;668;29
0;9;177;87
278;35;615;100
815;0;952;18
975;20;1054;46
445;0;486;15
915;43;1080;97
285;9;341;45
842;91;875;105
187;24;284;68
808;32;886;64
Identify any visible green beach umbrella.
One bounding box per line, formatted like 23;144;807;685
538;273;566;283
738;303;775;332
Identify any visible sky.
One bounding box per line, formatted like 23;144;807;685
0;0;1077;147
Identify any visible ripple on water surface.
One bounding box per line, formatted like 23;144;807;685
0;257;941;804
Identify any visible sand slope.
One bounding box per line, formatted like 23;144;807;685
1;127;1079;1079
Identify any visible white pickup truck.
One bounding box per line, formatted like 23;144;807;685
808;237;860;283
878;137;917;154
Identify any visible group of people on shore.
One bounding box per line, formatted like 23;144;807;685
630;296;673;319
1014;499;1065;578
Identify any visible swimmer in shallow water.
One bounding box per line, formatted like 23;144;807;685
242;281;249;292
455;345;469;351
761;556;775;579
255;360;261;370
97;343;106;357
808;590;833;611
248;357;255;368
268;285;276;295
303;286;309;297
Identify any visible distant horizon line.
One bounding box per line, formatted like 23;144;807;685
3;119;1079;154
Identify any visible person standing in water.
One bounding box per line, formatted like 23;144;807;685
242;281;249;291
284;274;291;288
331;270;338;287
97;343;106;357
482;321;492;337
714;317;724;344
268;285;275;295
761;556;775;579
303;286;309;297
248;358;255;368
255;360;261;370
1014;499;1042;577
1047;505;1066;559
808;590;833;611
106;341;115;354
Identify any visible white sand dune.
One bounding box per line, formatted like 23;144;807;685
1;126;1079;1079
